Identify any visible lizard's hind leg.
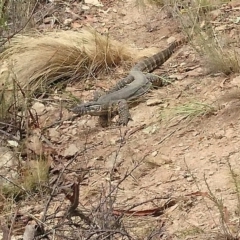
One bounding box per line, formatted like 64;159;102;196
145;73;164;87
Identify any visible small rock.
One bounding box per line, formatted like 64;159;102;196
167;36;176;44
63;144;79;157
215;25;227;31
169;73;186;80
151;151;158;157
186;176;194;182
71;128;78;135
23;224;38;240
78;119;88;125
0;147;16;168
48;128;60;142
225;128;235;139
105;152;123;169
71;21;82;29
31;102;45;115
209;171;214;176
7;140;19;147
64;18;73;26
146;98;163;106
143;125;159;134
85;0;103;6
56;211;65;218
82;4;90;10
119;10;127;16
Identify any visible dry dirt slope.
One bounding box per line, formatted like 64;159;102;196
48;1;240;239
41;0;240;239
3;0;240;239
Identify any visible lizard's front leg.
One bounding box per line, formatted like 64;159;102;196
114;99;132;126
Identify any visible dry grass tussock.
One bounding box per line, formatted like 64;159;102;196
171;0;239;75
0;28;138;111
137;0;237;75
195;34;240;75
1;29;135;84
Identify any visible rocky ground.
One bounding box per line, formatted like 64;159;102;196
3;0;240;239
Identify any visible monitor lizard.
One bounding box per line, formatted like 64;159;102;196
71;37;187;126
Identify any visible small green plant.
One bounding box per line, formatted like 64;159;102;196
176;226;204;239
161;101;216;121
0;0;7;31
0;159;49;198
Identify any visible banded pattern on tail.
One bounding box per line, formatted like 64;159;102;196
105;37;187;93
133;38;187;72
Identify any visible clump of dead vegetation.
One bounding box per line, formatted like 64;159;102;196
140;0;238;75
175;0;240;75
0;29;135;107
0;0;38;43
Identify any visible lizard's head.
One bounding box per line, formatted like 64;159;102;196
70;102;106;116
